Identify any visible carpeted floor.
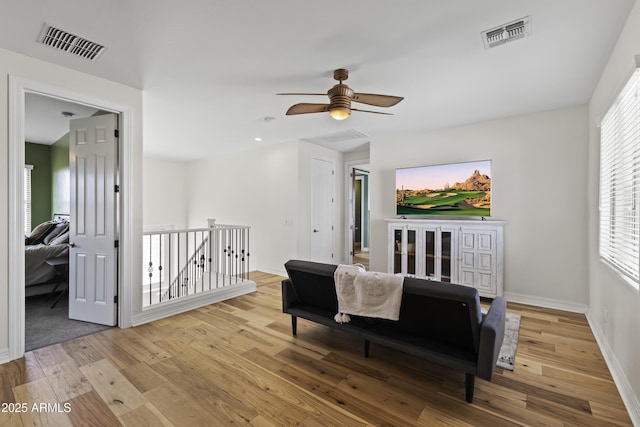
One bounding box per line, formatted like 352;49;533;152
25;292;112;352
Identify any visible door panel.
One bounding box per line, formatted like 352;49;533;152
69;114;118;326
310;158;334;263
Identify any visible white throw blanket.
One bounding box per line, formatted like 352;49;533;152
333;264;404;323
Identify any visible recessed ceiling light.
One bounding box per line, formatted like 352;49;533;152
254;137;263;142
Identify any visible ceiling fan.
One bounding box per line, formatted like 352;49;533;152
278;68;404;120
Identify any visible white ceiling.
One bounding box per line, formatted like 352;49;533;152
25;94;98;144
1;0;635;160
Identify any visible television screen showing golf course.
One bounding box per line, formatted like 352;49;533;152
396;160;491;216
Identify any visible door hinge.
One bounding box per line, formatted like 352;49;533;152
114;185;120;193
114;129;119;138
114;295;118;304
114;240;119;248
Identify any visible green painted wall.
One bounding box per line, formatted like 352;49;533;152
24;142;52;229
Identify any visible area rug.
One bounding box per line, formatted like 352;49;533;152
482;308;521;371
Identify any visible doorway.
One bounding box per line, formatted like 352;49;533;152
352;167;370;269
8;76;135;360
23;94;116;351
353;168;370;269
346;161;370;269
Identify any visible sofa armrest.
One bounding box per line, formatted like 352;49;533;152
476;296;507;380
281;279;298;312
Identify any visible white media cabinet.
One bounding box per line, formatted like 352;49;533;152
386;218;505;298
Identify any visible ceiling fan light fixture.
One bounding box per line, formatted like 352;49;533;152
278;68;403;119
329;107;351;120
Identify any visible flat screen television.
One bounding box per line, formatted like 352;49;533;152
396;160;491;217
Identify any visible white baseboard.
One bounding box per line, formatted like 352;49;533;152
131;281;256;326
503;292;588;313
0;347;10;365
586;310;640;426
256;266;287;277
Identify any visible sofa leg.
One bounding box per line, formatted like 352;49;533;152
291;316;297;336
465;373;475;403
364;340;370;357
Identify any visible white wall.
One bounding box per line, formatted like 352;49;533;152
143;157;189;229
185;140;344;275
0;47;143;360
369;105;590;309
588;0;640;419
186;142;300;274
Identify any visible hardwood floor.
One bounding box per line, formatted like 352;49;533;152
353;243;370;269
0;271;632;426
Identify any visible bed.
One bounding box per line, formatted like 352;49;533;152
25;214;70;294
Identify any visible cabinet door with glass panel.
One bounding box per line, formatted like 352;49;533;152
390;226;418;276
420;226;457;283
390;224;456;282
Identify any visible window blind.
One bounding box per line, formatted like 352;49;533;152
599;67;640;288
24;165;33;235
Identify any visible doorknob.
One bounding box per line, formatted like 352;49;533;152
313;229;319;233
68;242;76;248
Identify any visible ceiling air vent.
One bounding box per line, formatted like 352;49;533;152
482;17;530;49
37;23;106;61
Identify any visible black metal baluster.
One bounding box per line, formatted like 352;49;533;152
168;234;172;300
208;228;212;291
148;235;153;306
158;234;164;302
186;231;189;296
235;228;239;284
247;229;251;278
215;226;219;289
192;231;196;294
241;228;245;281
178;233;182;298
200;230;205;294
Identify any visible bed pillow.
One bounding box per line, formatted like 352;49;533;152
42;222;69;245
25;221;56;245
49;230;70;246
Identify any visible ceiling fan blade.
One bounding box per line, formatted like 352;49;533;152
351;108;394;116
352;93;404;107
277;93;327;96
286;103;330;115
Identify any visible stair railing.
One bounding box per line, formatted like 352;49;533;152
142;223;250;308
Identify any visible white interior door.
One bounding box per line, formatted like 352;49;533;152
69;114;118;326
310;158;335;263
